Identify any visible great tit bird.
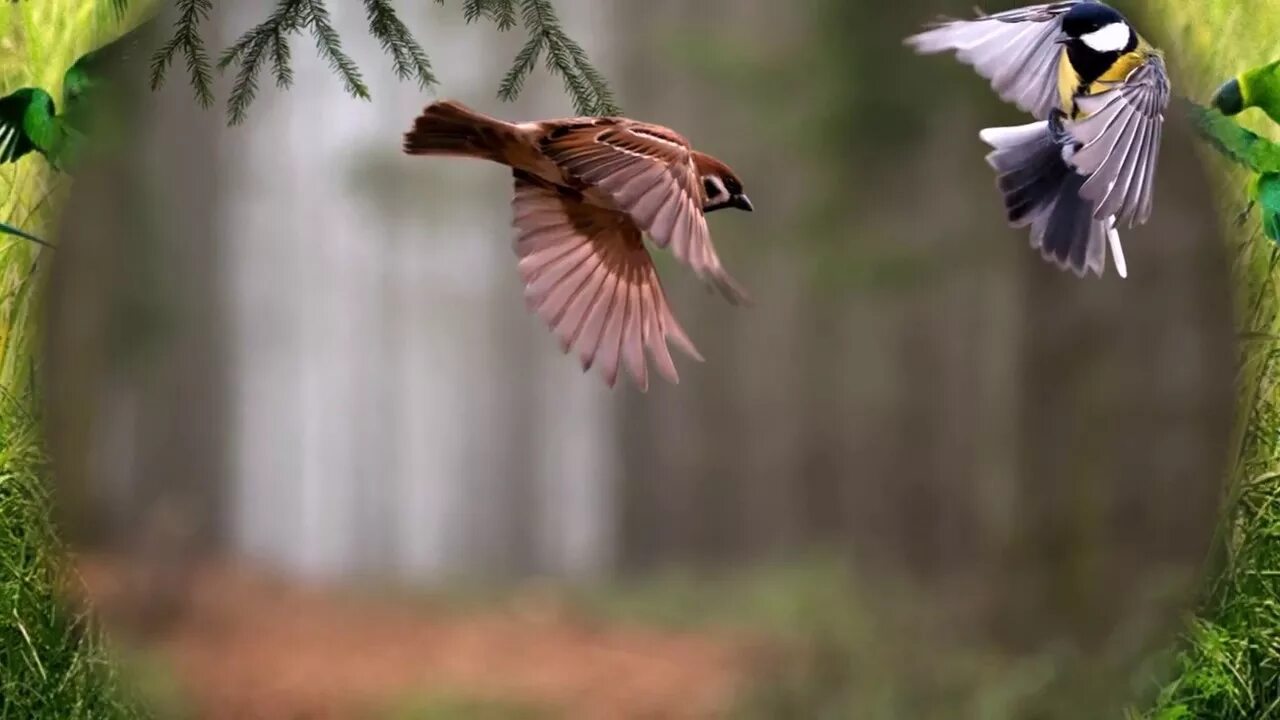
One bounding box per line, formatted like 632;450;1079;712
1211;60;1280;126
907;1;1170;278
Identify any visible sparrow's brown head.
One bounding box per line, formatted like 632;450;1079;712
692;151;752;213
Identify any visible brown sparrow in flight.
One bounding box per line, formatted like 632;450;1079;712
403;100;752;391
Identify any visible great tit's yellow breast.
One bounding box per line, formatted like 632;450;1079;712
1086;50;1147;96
1057;47;1079;114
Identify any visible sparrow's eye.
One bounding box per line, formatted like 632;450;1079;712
702;176;727;200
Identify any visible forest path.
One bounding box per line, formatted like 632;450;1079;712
79;559;753;719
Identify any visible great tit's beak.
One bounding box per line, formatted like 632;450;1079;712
1211;77;1245;116
1055;37;1070;45
731;194;753;212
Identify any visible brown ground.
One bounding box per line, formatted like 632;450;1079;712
77;559;753;720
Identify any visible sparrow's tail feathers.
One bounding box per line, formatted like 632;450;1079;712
980;120;1125;278
403;100;512;163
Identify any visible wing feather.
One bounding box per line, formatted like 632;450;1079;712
540;122;749;304
1068;55;1169;227
512;170;701;389
905;1;1081;119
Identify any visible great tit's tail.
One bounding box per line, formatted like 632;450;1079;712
402;100;516;164
979;120;1126;279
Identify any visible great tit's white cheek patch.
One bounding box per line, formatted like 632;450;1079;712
1081;22;1131;53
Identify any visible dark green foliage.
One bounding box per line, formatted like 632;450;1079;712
148;0;215;108
1144;324;1280;719
364;0;436;89
1185;101;1280;246
0;393;142;718
497;0;616;116
0;221;51;248
1143;91;1280;720
215;0;306;124
138;0;619;125
1188;100;1280;175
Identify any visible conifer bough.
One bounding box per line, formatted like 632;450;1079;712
144;0;620;125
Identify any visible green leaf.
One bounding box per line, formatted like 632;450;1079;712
153;0;618;124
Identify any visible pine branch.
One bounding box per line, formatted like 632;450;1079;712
512;0;619;116
150;0;215;107
148;0;619;125
300;0;369;103
216;0;305;125
462;0;519;31
491;0;519;31
364;0;436;89
498;35;543;103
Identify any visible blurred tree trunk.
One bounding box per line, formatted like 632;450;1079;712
46;11;228;631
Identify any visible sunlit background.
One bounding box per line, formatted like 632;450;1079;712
37;0;1233;716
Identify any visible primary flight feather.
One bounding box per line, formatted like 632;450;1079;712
907;1;1170;278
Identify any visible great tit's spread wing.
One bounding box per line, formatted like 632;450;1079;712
1068;54;1170;226
906;2;1083;120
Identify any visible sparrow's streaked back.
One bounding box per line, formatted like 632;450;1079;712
907;1;1169;279
403;100;752;390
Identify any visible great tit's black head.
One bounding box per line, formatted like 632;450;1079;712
1211;78;1246;116
1061;3;1135;54
693;151;753;214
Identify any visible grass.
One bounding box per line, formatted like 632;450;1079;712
1134;3;1280;719
0;3;154;718
567;558;1174;720
0;391;140;718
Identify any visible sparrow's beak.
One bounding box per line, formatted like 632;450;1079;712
1211;77;1245;116
731;194;754;212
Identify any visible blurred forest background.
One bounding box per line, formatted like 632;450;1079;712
0;0;1242;717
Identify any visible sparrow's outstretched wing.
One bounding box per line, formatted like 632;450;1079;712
1068;55;1170;227
512;169;702;390
538;119;748;304
905;1;1082;120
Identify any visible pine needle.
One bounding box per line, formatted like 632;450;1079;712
148;0;619;125
364;0;436;90
149;0;215;107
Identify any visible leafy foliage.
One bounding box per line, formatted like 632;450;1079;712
0;4;147;717
0;0;131;392
1134;2;1280;718
141;0;619;124
0;392;142;719
148;0;214;108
